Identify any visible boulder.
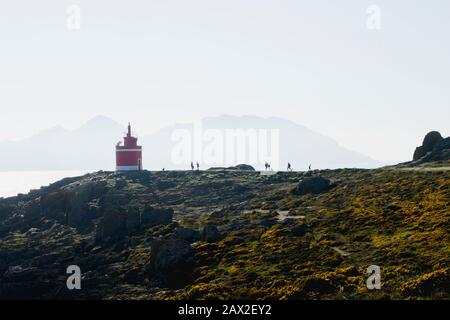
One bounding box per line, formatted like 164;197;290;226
230;164;256;171
228;220;247;230
291;224;308;237
65;181;107;228
40;191;69;221
23;199;42;219
291;176;333;195
210;209;225;218
302;276;335;294
409;131;450;164
99;189;130;213
175;227;201;243
0;204;12;221
100;210;127;240
149;239;195;287
201;224;222;243
260;219;277;228
422;131;443;150
125;208;141;230
207;164;256;171
413;131;443;160
141;206;173;226
95;206;174;242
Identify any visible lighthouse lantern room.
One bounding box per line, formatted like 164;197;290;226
116;123;142;171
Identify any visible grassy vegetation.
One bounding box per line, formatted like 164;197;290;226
160;168;450;299
0;165;448;299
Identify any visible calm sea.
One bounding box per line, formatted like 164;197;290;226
0;170;94;198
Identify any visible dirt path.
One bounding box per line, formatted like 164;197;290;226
331;247;351;258
276;210;305;222
391;166;450;172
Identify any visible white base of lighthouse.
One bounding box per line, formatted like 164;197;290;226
116;165;141;171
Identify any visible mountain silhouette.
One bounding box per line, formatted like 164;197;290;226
142;115;379;170
0;116;123;171
0;115;380;171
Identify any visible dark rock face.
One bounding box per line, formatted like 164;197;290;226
0;266;57;299
260;219;277;228
208;164;256;171
141;206;173;226
201;224;222;243
31;180;108;231
413;131;443;160
66;181;107;228
125;208;141;230
149;239;195;288
412;131;450;163
291;224;308;237
210;209;225;218
175;227;201;243
291;176;333;195
423;131;443;149
302;277;335;294
100;210;127;240
96;206;174;242
231;164;256;171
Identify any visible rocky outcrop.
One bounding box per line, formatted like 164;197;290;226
291;224;308;237
141;206;173;225
67;181;107;226
201;224;222;243
413;131;443;160
175;227;201;243
291;176;333;195
208;164;256;171
96;206;174;242
100;210;128;240
412;131;450;163
125;208;141;230
230;164;256;171
149;239;195;288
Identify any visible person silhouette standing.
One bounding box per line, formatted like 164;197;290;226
191;162;194;171
287;162;292;171
196;162;200;171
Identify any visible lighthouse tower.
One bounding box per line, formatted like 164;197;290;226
116;123;142;171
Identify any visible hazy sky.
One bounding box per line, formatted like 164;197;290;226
0;0;449;163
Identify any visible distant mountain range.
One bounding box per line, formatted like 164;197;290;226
0;115;380;171
0;116;123;171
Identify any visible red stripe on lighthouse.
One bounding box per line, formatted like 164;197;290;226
115;123;143;171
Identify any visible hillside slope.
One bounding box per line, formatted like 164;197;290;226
0;167;448;299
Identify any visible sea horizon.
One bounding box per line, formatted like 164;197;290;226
0;170;95;198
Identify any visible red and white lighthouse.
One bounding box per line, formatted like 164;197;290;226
116;123;143;171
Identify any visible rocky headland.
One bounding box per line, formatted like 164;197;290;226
0;132;449;300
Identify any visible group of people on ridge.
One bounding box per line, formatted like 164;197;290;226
188;162;311;171
190;162;200;171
